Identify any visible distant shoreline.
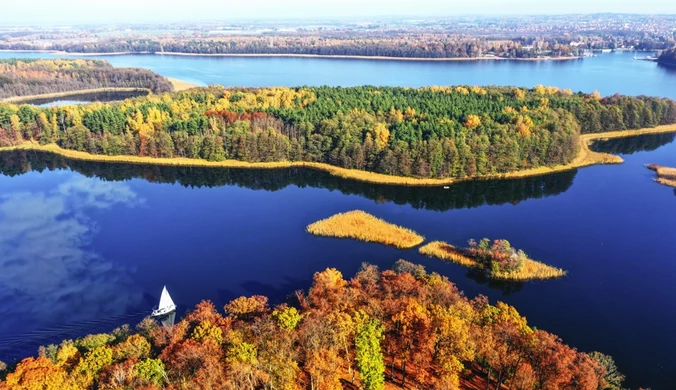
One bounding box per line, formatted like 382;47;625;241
150;52;583;62
0;49;581;62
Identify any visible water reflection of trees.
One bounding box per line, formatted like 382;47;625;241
20;90;150;106
465;268;524;295
590;133;676;155
0;150;579;211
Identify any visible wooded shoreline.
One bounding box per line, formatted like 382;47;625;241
0;49;581;62
2;124;675;187
0;79;196;103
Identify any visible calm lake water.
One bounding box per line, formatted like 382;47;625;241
1;51;676;388
22;90;150;107
1;51;676;98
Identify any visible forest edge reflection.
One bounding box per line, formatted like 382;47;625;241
1;132;673;213
0;149;577;212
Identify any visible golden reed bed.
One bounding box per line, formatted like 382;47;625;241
419;241;567;281
306;210;424;249
647;164;676;189
1;123;675;188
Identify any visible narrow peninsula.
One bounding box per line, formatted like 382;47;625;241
419;239;567;281
306;210;424;249
0;58;173;102
647;164;676;188
1;83;676;186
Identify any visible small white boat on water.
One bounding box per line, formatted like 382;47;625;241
152;286;177;317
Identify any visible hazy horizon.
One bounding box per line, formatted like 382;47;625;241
1;0;676;25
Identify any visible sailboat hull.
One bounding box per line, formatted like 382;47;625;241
152;304;177;317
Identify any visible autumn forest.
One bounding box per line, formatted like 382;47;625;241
1;61;675;181
0;263;624;390
0;59;172;100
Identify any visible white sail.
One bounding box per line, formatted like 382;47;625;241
152;286;176;317
158;286;175;310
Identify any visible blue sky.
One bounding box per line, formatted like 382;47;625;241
1;0;675;24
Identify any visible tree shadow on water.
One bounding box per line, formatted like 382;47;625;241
465;268;524;296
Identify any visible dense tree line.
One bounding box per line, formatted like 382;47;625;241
658;47;676;67
0;263;625;390
1;85;674;180
2;33;674;59
0;59;173;99
38;36;587;59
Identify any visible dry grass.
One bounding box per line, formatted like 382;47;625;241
1;124;676;187
419;241;567;281
418;241;479;267
647;164;676;188
0;88;152;103
491;259;567;281
306;210;424;249
168;77;198;92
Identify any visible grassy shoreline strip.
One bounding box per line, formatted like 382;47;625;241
1;125;675;187
167;78;198;91
647;164;676;188
419;241;567;281
306;210;424;249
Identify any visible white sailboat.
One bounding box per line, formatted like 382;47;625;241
152;286;177;317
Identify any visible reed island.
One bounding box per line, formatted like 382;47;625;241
306;210;424;249
419;239;567;281
647;164;676;188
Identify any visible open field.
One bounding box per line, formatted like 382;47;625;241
419;241;567;281
306;210;424;249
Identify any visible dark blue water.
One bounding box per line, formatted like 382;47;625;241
1;51;676;98
1;134;675;388
1;51;676;388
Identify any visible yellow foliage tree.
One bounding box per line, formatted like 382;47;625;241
534;85;548;95
112;334;151;361
191;320;224;344
372;123;390;150
516;115;534;137
455;86;470;95
463;115;481;129
388;107;404;123
471;86;487;95
4;357;79;390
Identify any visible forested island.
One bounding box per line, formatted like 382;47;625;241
1;84;675;184
0;263;625;390
0;59;173;101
